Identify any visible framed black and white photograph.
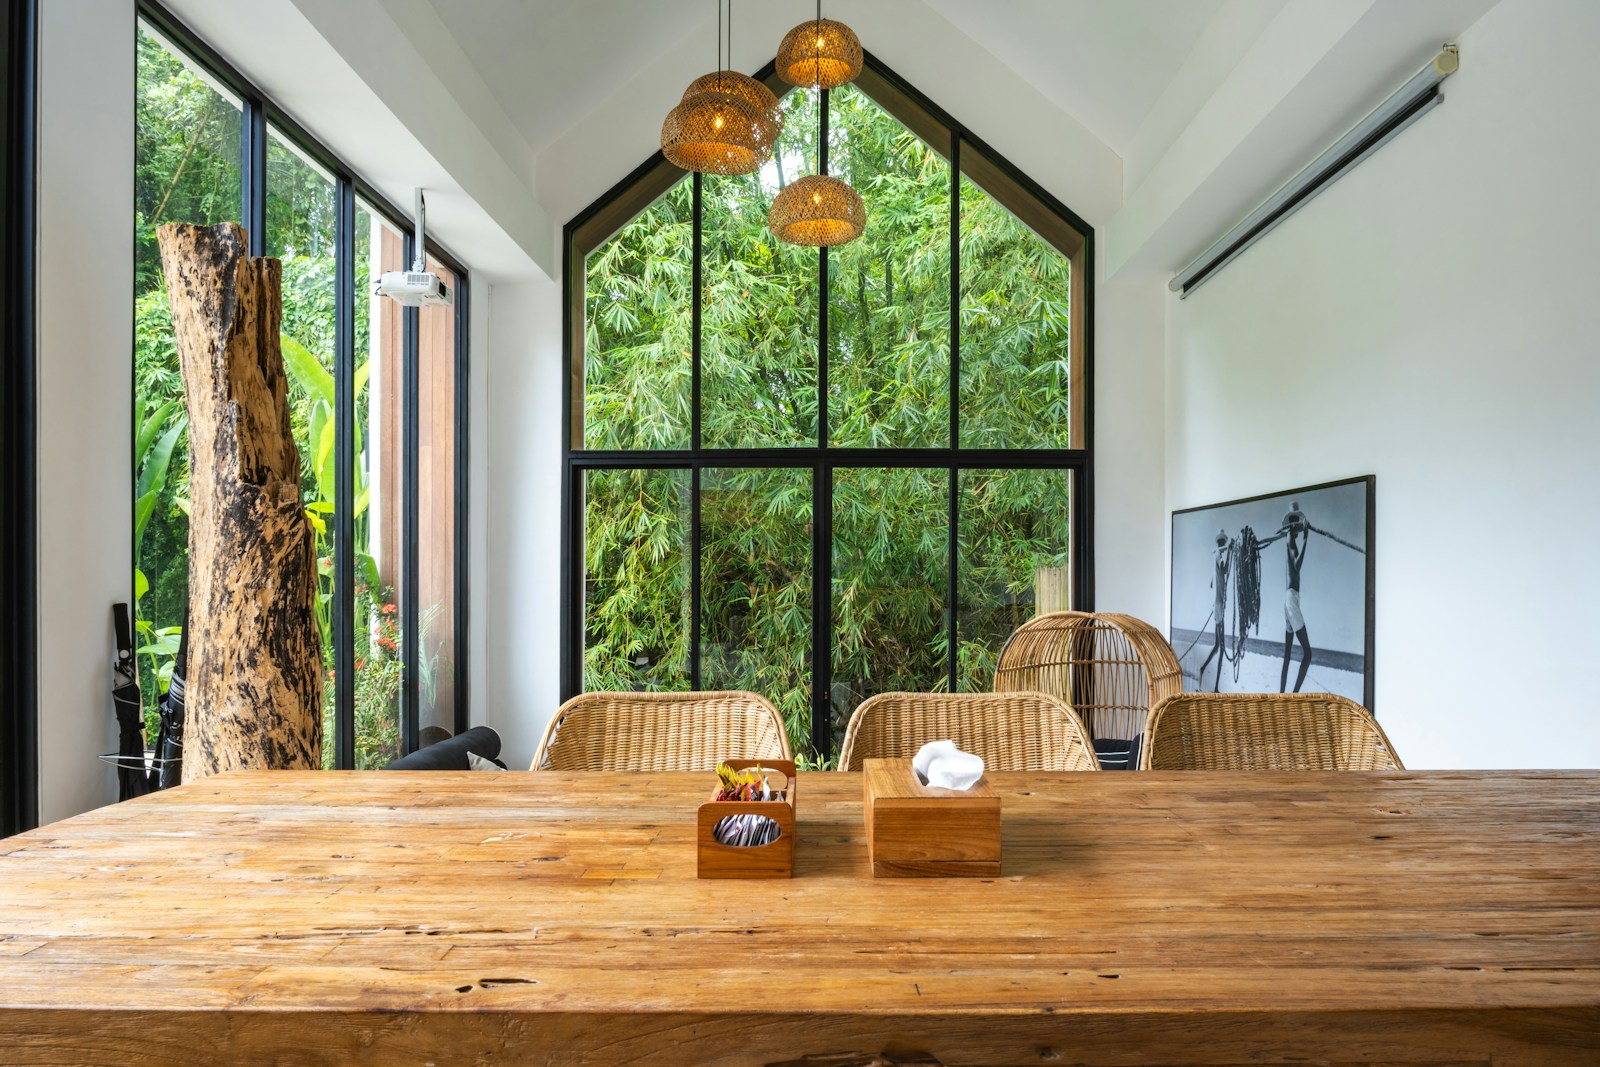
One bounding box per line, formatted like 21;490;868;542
1170;476;1375;710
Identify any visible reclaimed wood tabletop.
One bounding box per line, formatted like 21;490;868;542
0;769;1597;1065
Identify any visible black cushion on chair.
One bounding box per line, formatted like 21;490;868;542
382;726;505;770
1093;736;1141;771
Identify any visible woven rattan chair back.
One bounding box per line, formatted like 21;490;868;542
1142;692;1403;770
993;612;1182;749
837;692;1100;772
531;691;792;771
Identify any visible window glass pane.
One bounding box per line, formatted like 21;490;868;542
350;202;405;768
584;178;692;450
418;257;459;745
956;468;1072;691
583;469;691;690
134;22;243;737
701;468;812;756
831;467;949;759
266;129;341;765
958;175;1074;448
702;88;818;448
826;84;950;448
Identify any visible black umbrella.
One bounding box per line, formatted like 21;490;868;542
111;604;154;800
153;609;188;790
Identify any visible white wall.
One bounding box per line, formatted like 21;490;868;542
1095;279;1168;625
36;0;136;822
1165;0;1600;768
480;280;563;767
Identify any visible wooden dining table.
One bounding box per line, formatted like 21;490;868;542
0;768;1597;1065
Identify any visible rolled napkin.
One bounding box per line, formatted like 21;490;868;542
912;740;986;791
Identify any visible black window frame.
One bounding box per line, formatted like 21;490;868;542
562;54;1095;758
135;1;472;765
1;0;38;836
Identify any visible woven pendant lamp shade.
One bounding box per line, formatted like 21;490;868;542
661;71;782;175
776;17;862;88
768;174;865;246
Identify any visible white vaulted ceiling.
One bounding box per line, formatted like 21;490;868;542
426;0;1227;158
166;0;1507;280
918;0;1226;152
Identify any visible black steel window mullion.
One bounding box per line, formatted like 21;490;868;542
689;173;703;690
815;88;833;757
332;179;355;769
947;468;959;693
1;0;39;836
691;172;703;452
818;86;830;452
241;99;265;256
946;133;961;694
452;274;470;735
811;464;832;761
400;236;420;754
689;465;702;690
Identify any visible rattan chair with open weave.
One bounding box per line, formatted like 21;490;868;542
1141;692;1403;770
530;690;792;771
837;692;1100;772
992;612;1182;769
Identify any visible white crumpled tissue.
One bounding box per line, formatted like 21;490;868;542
912;739;985;791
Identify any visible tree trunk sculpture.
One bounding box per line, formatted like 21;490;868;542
157;222;322;782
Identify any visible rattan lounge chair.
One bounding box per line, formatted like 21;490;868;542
1141;692;1403;770
531;690;792;771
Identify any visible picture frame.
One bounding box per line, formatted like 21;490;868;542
1170;476;1375;711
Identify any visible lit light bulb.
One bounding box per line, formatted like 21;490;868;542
713;114;725;131
816;36;826;47
812;192;822;203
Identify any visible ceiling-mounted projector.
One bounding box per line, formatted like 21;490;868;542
376;188;453;308
378;269;451;308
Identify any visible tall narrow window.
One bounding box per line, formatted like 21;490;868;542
417;256;460;742
351;201;405;767
566;58;1092;764
133;23;242;739
133;12;470;771
266;127;342;759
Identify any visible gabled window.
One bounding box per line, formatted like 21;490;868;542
565;57;1091;763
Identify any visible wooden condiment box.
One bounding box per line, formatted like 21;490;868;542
863;757;1000;877
696;759;796;879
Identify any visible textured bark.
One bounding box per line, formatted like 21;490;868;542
157;222;322;782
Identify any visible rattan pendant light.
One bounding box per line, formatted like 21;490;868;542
776;1;862;89
661;1;782;175
768;1;865;248
768;174;864;246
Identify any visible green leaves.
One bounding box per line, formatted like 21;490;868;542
281;333;335;407
133;400;187;559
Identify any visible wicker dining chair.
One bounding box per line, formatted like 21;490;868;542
531;690;792;771
993;611;1182;769
837;692;1100;772
1141;692;1404;770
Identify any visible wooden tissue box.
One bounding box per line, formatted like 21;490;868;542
696;759;796;879
863;757;1000;877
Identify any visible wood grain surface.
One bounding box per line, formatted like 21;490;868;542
156;221;322;782
864;758;1001;877
1;770;1597;1065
